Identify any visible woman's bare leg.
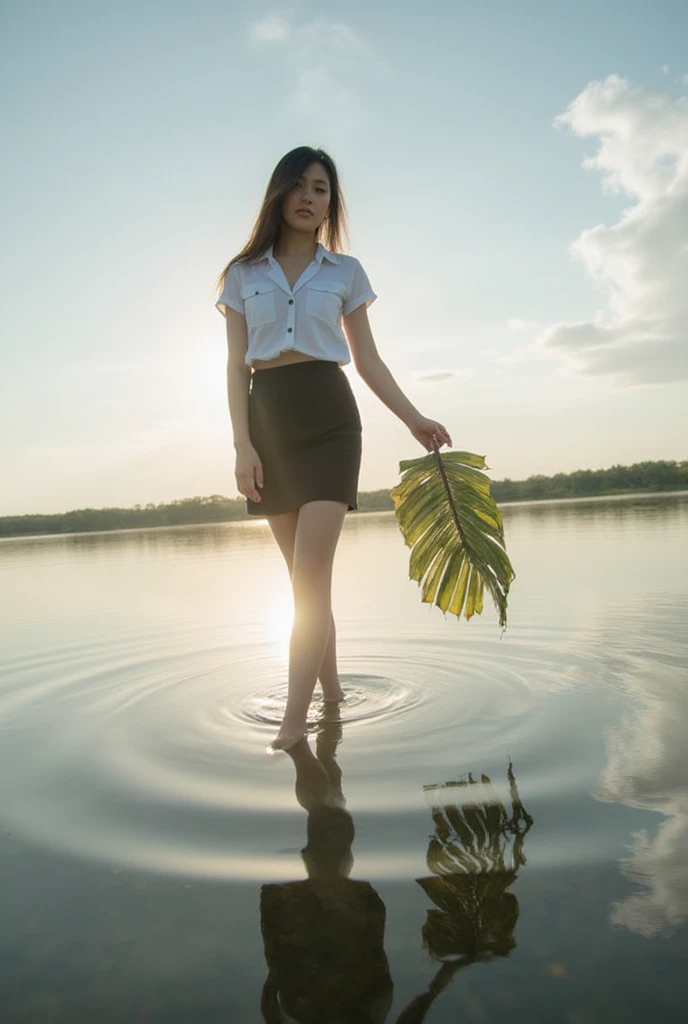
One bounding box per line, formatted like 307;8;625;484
269;500;347;749
266;509;344;702
317;615;344;702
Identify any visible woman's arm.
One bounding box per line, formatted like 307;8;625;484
342;305;452;451
225;308;252;448
225;308;263;501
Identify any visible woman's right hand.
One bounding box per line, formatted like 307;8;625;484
234;443;263;502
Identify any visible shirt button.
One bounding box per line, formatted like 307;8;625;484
288;299;294;305
287;327;293;333
254;290;259;295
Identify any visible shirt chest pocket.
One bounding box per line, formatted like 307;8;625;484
242;283;277;329
306;281;345;327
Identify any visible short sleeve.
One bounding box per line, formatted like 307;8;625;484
215;263;244;318
342;258;377;316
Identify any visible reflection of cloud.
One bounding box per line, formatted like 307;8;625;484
593;613;688;937
610;816;688;937
537;75;688;386
246;12;386;120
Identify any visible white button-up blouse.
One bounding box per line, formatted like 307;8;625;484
215;243;376;367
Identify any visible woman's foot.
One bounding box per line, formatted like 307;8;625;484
266;730;308;755
321;686;345;703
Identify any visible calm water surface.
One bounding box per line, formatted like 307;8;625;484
1;494;687;1022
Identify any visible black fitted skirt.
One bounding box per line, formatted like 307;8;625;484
246;360;362;517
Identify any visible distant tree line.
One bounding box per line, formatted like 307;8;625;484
0;495;246;538
489;459;688;503
1;460;685;538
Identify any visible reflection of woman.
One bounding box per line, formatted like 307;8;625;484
259;712;394;1024
215;146;451;752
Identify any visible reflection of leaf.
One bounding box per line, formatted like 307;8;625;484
418;873;519;959
391;448;515;627
418;767;533;963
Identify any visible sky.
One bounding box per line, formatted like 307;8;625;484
1;0;687;516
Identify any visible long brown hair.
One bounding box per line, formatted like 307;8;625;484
216;146;349;294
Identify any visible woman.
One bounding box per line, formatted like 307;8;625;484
215;146;451;752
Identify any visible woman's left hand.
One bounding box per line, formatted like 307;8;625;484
408;415;453;452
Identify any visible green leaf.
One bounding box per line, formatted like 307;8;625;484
391;445;515;627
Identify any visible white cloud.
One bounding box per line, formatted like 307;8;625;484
415;368;476;384
507;318;542;332
248;12;290;43
247;14;385;121
537;75;688;386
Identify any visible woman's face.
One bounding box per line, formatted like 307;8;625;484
281;161;331;234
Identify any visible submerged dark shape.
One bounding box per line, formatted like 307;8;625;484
390;443;515;628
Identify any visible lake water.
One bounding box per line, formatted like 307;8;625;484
1;493;687;1022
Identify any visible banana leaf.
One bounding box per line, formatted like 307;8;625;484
390;446;515;628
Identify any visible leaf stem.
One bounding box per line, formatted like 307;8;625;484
431;438;468;549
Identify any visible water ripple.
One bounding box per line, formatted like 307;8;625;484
0;618;659;880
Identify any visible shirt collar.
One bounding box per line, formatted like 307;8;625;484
260;241;340;265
